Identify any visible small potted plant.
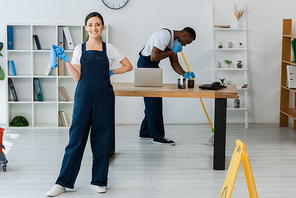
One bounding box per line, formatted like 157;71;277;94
237;60;243;68
224;59;232;68
220;78;225;85
0;42;5;81
239;42;243;48
218;42;223;49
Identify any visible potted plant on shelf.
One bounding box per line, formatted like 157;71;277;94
224;59;232;68
239;42;243;48
237;60;243;68
234;3;247;28
220;78;225;85
218;42;223;49
0;42;5;81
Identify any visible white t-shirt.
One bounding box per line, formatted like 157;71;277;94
140;29;174;57
71;43;125;69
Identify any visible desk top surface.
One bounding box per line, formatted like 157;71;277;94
113;82;237;99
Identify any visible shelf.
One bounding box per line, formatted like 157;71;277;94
33;75;57;78
280;109;296;120
213;28;247;31
237;88;248;91
7;50;31;52
8;125;33;128
213;48;248;51
213;68;248;71
58;101;74;104
6;23;108;129
33;50;51;52
281;86;296;93
33;123;58;128
7;75;31;78
58;76;73;79
283;34;296;39
211;2;248;129
282;60;296;66
227;107;248;111
8;100;32;103
280;19;296;129
33;99;57;103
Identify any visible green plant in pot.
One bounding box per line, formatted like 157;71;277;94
220;78;225;85
10;115;29;127
0;42;5;81
224;59;232;67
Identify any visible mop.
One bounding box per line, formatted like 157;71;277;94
180;51;215;146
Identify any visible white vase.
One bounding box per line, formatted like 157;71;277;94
236;20;242;28
217;62;221;68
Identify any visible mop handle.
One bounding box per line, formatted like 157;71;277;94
180;50;214;130
199;98;214;130
181;51;192;76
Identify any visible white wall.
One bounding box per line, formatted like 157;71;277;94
0;0;295;125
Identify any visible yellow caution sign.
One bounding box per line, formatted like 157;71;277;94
220;140;258;198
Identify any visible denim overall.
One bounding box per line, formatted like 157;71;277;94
56;42;115;188
137;29;172;138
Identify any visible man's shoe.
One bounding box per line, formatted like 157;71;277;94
153;137;176;146
91;185;107;193
46;184;66;197
139;134;151;140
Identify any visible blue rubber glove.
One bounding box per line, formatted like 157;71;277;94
109;70;114;77
172;39;183;54
52;45;70;63
184;71;195;79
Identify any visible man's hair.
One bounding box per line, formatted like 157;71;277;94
183;27;196;40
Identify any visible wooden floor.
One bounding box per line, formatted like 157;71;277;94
1;124;296;198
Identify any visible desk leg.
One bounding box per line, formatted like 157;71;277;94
214;98;227;170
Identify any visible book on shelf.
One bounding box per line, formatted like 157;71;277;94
8;78;18;101
7;26;13;50
33;78;43;101
58;58;64;76
287;65;296;88
291;39;296;63
44;62;51;76
63;27;74;50
58;27;64;48
8;60;16;76
58;86;70;101
214;25;231;28
33;35;41;50
61;111;70;127
58;111;66;126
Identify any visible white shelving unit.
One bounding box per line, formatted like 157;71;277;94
5;24;108;129
211;3;248;129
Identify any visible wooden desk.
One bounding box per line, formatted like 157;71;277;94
112;82;238;170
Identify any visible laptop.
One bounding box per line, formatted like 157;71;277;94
134;68;163;87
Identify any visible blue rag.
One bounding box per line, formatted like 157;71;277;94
50;45;59;69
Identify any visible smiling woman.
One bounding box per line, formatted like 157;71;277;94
47;11;133;197
101;0;129;10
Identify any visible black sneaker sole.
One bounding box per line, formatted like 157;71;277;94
139;137;152;140
153;141;176;146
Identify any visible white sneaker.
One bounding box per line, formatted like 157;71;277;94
91;185;107;193
46;184;66;197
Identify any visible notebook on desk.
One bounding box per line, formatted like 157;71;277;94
134;68;163;87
